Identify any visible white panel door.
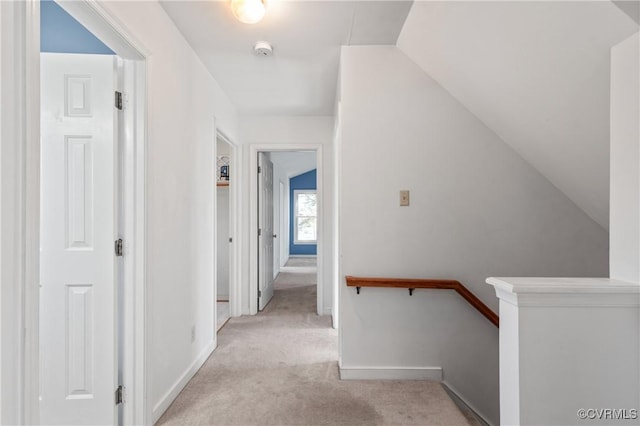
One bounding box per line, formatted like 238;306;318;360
258;153;275;310
40;53;116;425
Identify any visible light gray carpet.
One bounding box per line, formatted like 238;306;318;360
273;272;317;290
156;275;473;426
284;256;317;267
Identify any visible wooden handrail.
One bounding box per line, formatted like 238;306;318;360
345;276;499;328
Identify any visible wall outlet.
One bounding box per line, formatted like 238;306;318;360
400;190;410;206
191;325;196;343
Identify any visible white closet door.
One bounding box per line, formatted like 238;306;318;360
40;52;116;425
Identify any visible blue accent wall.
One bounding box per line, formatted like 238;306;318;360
41;0;115;54
289;169;317;255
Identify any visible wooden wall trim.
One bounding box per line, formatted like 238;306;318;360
345;276;499;327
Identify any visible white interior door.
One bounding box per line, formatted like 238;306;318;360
258;153;275;310
40;52;117;425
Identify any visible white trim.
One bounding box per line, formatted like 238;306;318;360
249;144;324;316
56;0;149;60
0;1;41;423
212;118;218;336
332;103;342;333
442;381;492;426
118;55;148;426
273;179;288;277
151;341;216;424
486;276;640;294
488;277;640;307
339;367;443;381
25;1;41;423
498;289;640;307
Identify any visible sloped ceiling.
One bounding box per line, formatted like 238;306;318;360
397;1;638;230
271;151;316;179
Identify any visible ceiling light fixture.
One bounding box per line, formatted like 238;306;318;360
230;0;266;24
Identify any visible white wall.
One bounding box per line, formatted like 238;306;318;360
610;32;640;284
96;1;239;421
238;115;334;315
338;46;609;424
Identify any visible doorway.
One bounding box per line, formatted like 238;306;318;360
35;1;148;424
215;133;234;331
251;147;323;315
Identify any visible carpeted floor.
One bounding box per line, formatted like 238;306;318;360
284;256;317;267
156;273;474;426
272;271;317;290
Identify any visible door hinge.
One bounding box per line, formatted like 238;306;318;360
229;237;233;243
115;238;124;257
115;91;123;111
115;385;124;405
258;166;262;173
258;290;262;298
258;228;262;237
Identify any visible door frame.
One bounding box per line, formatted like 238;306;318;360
214;129;242;318
248;144;324;316
7;1;150;424
279;180;287;269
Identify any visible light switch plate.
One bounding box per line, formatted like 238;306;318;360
400;190;410;206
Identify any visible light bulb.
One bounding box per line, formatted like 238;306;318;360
231;0;266;24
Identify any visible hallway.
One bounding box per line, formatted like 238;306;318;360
157;272;474;425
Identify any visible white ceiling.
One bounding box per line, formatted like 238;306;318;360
271;151;316;179
163;0;638;229
160;0;412;115
397;1;639;230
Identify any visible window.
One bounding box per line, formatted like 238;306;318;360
294;190;317;244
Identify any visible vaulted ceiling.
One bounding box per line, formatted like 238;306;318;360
271;151;316;180
161;1;639;229
397;1;638;229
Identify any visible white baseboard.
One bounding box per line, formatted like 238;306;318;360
323;307;332;316
339;366;442;381
152;341;216;423
442;381;492;426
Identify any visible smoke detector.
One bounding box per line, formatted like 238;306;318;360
254;41;273;57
